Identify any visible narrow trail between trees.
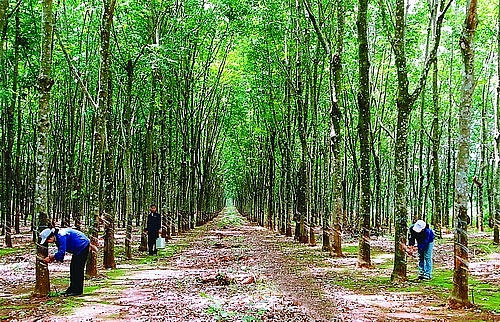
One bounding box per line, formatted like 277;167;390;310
57;206;343;321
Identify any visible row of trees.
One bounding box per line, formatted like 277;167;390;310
0;0;498;308
0;0;232;296
226;0;498;308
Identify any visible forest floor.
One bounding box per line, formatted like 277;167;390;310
0;207;499;321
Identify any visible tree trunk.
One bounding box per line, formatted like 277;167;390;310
33;0;54;298
139;107;154;251
301;0;344;256
390;0;412;280
124;59;135;259
103;87;116;269
267;130;276;231
3;12;19;249
431;57;443;238
356;0;371;268
387;0;451;281
0;0;8;241
494;0;500;245
476;85;487;232
449;0;477;308
88;0;116;276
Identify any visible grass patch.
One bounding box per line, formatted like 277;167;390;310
423;271;500;313
218;210;244;228
84;285;101;294
0;247;25;258
341;245;358;254
470;280;500;313
159;242;191;257
471;242;499;257
58;296;87;314
0;304;25;310
200;291;267;321
333;270;389;291
104;268;127;279
326;264;500;314
49;276;73;293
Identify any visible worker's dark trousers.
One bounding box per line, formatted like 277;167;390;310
148;233;158;255
68;244;89;294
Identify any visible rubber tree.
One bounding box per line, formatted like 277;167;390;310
33;0;54;298
494;0;500;245
449;0;477;308
302;0;344;256
380;0;452;281
0;0;8;242
88;0;117;276
3;8;18;249
356;0;372;268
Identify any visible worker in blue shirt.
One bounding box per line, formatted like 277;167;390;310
408;220;435;281
40;227;90;296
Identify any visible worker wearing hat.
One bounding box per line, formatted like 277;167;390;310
408;219;435;281
39;227;90;296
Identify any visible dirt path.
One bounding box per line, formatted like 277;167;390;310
56;208;341;321
2;207;498;321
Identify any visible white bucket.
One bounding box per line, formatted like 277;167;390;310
156;237;166;249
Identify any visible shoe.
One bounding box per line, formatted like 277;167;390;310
65;292;82;296
410;275;425;282
421;276;432;281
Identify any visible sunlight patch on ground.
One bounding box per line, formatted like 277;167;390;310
118;268;200;280
60;302;125;321
372;253;393;265
325;256;358;269
338;292;452;321
470;258;500;282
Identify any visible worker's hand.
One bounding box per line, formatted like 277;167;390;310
43;255;55;263
158;230;161;235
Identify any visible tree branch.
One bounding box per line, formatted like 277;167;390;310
409;0;454;105
55;31;98;110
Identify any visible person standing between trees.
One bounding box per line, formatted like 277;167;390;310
40;227;90;296
145;204;161;255
408;219;435;281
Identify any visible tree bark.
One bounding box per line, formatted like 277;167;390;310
88;0;116;276
390;0;412;280
449;0;477;308
103;83;116;269
123;59;135;259
295;0;308;244
357;0;371;268
33;0;54;298
494;0;500;245
431;57;443;238
3;11;19;249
